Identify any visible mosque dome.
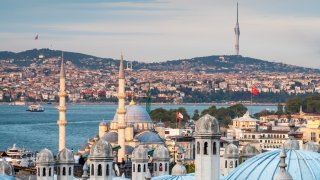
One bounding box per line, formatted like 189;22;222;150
224;149;320;180
89;139;113;158
101;131;118;143
171;164;187;176
99;120;108;126
135;131;163;144
283;138;300;150
36;148;55;164
132;145;148;161
57;148;75;163
224;144;239;158
0;159;15;176
242;144;258;157
195;114;219;135
113;104;152;123
303;141;319;152
153;145;170;160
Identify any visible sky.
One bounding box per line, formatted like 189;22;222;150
0;0;320;68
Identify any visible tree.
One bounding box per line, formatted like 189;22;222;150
192;109;200;121
277;102;284;118
285;97;302;113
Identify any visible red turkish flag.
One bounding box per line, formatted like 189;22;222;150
251;87;259;96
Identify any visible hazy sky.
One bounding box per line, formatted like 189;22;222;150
1;0;320;68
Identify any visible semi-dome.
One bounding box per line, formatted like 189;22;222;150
242;144;258;157
113;104;152;123
89;139;113;158
0;159;15;176
153;145;170;160
224;149;320;180
135;131;164;144
101;131;118;143
224;144;239;158
132;145;148;161
57;148;75;163
195;114;219;134
303;141;319;152
36;148;55;164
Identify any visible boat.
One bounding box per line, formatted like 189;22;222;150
26;104;45;112
5;144;35;167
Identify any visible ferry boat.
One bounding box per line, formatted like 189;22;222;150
5;144;35;167
26;104;45;112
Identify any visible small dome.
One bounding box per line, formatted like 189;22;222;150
242;144;258;157
195;114;219;135
0;159;15;176
304;141;319;152
57;148;75;163
135;131;163;144
101;131;118;143
132;145;148;161
99;120;108;126
113;104;152;123
171;164;187;176
36;148;55;164
89;139;113;158
153;145;170;160
225;144;239;158
283;138;300;150
93;135;100;141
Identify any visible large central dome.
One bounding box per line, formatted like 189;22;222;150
112;104;152;123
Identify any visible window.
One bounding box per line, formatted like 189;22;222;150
107;164;110;176
63;167;66;176
155;163;157;172
91;164;94;175
235;161;238;168
213;142;217;155
229;161;233;168
204;142;208;155
143;164;146;172
197;142;200;154
49;168;51;176
252;135;255;139
225;160;227;168
165;163;168;171
159;163;163;171
57;167;60;175
69;167;71;176
138;164;141;172
98;164;102;176
43;168;46;176
38;168;40;176
311;132;316;142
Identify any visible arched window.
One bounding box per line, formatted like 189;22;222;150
165;163;168;171
38;168;40;176
69;167;71;176
91;164;94;175
138;164;141;172
159;163;163;171
213;142;217;155
204;142;208;155
197;142;200;154
225;160;227;168
43;168;46;176
98;164;102;176
235;160;238;167
57;167;60;175
49;168;51;176
107;164;110;175
229;161;233;168
155;163;157;172
143;164;146;172
63;167;66;176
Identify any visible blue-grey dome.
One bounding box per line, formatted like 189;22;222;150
224;149;320;180
151;173;195;180
101;131;118;143
135;131;164;144
113;104;152;123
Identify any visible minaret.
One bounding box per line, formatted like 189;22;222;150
234;2;240;55
117;52;126;162
57;52;67;152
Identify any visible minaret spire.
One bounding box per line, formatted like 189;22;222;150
117;52;126;162
234;2;240;56
57;51;67;152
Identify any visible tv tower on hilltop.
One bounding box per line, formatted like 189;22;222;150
234;2;240;55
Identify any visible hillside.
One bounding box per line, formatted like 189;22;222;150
0;48;319;73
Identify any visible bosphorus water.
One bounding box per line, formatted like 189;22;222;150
0;104;276;153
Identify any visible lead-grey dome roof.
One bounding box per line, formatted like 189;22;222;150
135;131;164;144
153;145;170;160
171;164;187;176
132;145;148;161
303;141;319;152
225;143;239;158
195;114;219;134
113;104;152;123
57;148;75;163
101;131;118;143
242;144;258;157
36;148;55;164
89;139;113;158
0;159;14;176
